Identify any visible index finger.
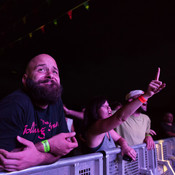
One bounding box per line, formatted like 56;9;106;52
155;67;160;80
65;132;76;138
0;149;20;160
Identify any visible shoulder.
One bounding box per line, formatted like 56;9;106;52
1;89;29;100
0;89;33;110
140;113;150;120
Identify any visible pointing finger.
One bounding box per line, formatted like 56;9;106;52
155;67;160;80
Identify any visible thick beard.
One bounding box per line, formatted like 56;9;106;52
137;106;146;113
24;78;62;106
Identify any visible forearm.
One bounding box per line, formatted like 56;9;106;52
35;142;61;165
35;141;45;153
116;137;137;161
144;135;155;149
167;131;175;137
38;152;61;165
114;93;150;123
35;132;78;157
116;137;132;154
67;110;84;120
117;137;128;147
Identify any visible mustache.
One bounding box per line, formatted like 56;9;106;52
38;79;56;84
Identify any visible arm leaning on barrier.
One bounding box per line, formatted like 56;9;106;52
0;136;58;172
117;137;137;161
110;129;137;161
0;132;78;172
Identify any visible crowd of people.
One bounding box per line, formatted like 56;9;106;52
0;53;172;172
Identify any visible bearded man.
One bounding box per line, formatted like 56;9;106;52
0;54;78;172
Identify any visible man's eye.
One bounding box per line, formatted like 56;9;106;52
53;71;58;74
38;68;45;72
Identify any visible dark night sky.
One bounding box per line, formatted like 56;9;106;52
0;0;175;132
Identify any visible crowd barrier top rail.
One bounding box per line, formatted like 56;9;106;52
1;137;175;175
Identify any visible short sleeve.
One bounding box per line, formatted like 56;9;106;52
0;101;24;151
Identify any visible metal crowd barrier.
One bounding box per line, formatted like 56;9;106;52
102;143;157;175
0;153;103;175
155;138;175;174
1;137;175;175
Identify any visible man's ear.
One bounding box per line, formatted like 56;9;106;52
22;74;28;87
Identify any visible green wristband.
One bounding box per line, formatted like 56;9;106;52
41;140;50;152
146;134;151;137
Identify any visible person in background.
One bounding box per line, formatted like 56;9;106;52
115;89;156;149
160;112;175;138
65;117;75;132
0;54;78;172
63;105;85;155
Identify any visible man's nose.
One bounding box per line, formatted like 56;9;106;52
46;70;53;78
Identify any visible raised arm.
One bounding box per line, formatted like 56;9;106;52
89;79;166;135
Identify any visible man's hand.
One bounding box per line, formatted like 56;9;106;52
0;136;44;172
48;132;78;156
149;129;157;136
144;135;155;150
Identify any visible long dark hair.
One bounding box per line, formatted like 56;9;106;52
83;96;107;131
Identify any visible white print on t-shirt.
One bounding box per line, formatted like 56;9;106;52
22;119;59;139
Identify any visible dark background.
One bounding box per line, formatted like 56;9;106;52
0;0;175;136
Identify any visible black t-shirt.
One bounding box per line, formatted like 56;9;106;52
0;89;68;151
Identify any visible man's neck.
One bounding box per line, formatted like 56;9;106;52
36;104;48;109
132;111;141;117
166;122;172;126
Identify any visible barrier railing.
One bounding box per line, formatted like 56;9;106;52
102;143;157;175
155;138;175;174
0;137;175;175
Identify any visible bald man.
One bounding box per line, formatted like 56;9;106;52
0;54;78;172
